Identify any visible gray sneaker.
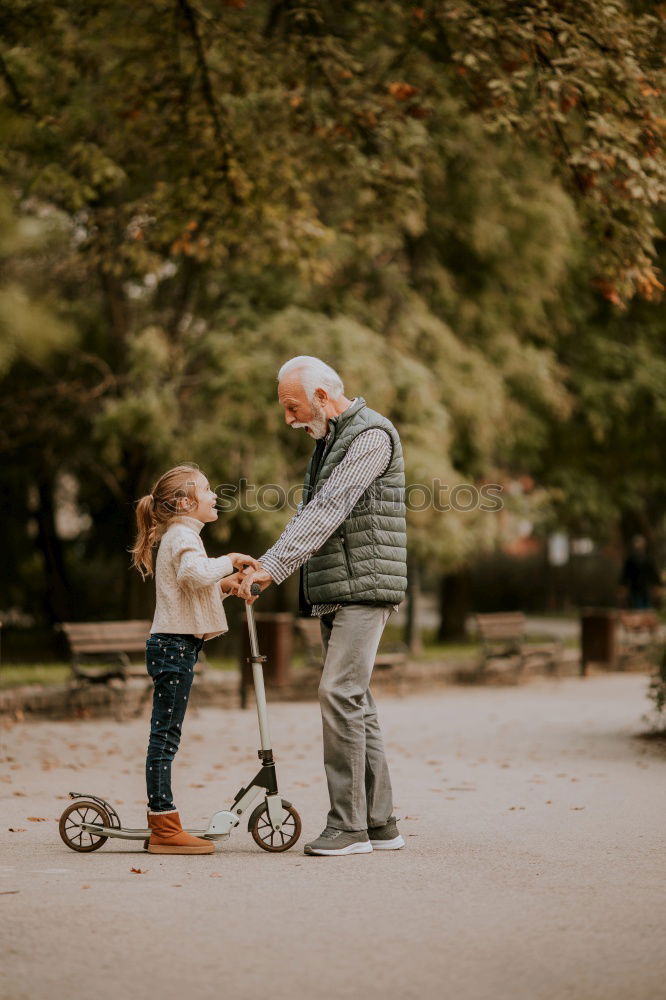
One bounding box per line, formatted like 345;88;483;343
304;827;373;856
368;816;405;850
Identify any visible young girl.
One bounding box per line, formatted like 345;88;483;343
131;463;258;855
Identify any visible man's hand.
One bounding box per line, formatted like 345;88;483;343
238;565;273;603
226;552;261;572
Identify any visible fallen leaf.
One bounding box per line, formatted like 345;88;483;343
27;817;49;822
130;867;146;874
81;885;91;889
0;891;19;895
570;807;585;811
209;872;223;878
9;828;27;832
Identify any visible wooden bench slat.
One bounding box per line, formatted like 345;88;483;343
478;627;523;639
68;641;148;654
63;622;151;636
63;633;151;640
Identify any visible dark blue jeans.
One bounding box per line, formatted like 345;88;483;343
145;633;203;813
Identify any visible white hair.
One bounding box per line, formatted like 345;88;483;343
277;356;345;400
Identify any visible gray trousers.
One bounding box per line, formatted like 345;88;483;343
318;604;394;832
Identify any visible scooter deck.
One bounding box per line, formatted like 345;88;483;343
80;824;228;841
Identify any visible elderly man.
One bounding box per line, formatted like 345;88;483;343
239;355;408;856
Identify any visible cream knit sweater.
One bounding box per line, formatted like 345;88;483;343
150;516;234;640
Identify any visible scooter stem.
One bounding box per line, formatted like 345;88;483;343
246;589;272;752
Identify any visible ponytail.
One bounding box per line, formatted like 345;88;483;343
130;464;200;579
130;494;158;579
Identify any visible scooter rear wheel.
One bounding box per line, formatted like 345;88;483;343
59;800;110;853
249;799;301;853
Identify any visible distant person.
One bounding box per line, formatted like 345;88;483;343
131;464;259;855
619;535;661;610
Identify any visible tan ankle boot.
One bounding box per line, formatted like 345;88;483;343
147;810;214;855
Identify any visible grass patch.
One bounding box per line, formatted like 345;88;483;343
205;657;240;672
0;664;70;689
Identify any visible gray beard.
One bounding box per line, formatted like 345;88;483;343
292;400;328;439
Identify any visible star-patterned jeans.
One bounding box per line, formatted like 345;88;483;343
145;633;204;813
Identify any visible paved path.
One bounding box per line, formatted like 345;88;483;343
2;674;665;1000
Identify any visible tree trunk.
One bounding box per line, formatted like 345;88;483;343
403;554;423;654
122;454;155;618
34;478;71;623
99;267;130;364
437;570;470;642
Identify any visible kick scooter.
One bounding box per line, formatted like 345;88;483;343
59;585;302;854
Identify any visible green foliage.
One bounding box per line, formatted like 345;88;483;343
0;0;663;621
0;192;75;373
422;0;666;303
537;231;666;539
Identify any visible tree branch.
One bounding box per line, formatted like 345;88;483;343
176;0;223;144
0;49;31;110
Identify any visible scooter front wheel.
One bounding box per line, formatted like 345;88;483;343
248;799;301;853
59;800;110;853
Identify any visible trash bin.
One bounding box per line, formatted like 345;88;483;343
240;612;294;707
580;608;617;676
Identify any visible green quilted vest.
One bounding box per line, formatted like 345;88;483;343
301;397;408;606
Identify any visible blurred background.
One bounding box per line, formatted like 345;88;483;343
0;0;664;672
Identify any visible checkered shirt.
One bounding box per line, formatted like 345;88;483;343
260;426;393;616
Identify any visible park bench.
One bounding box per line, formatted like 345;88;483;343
474;612;562;677
60;620;154;684
617;610;661;668
60;620;208;720
293;617;408;672
61;621;208;684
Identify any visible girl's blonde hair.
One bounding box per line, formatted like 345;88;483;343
131;464;202;579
